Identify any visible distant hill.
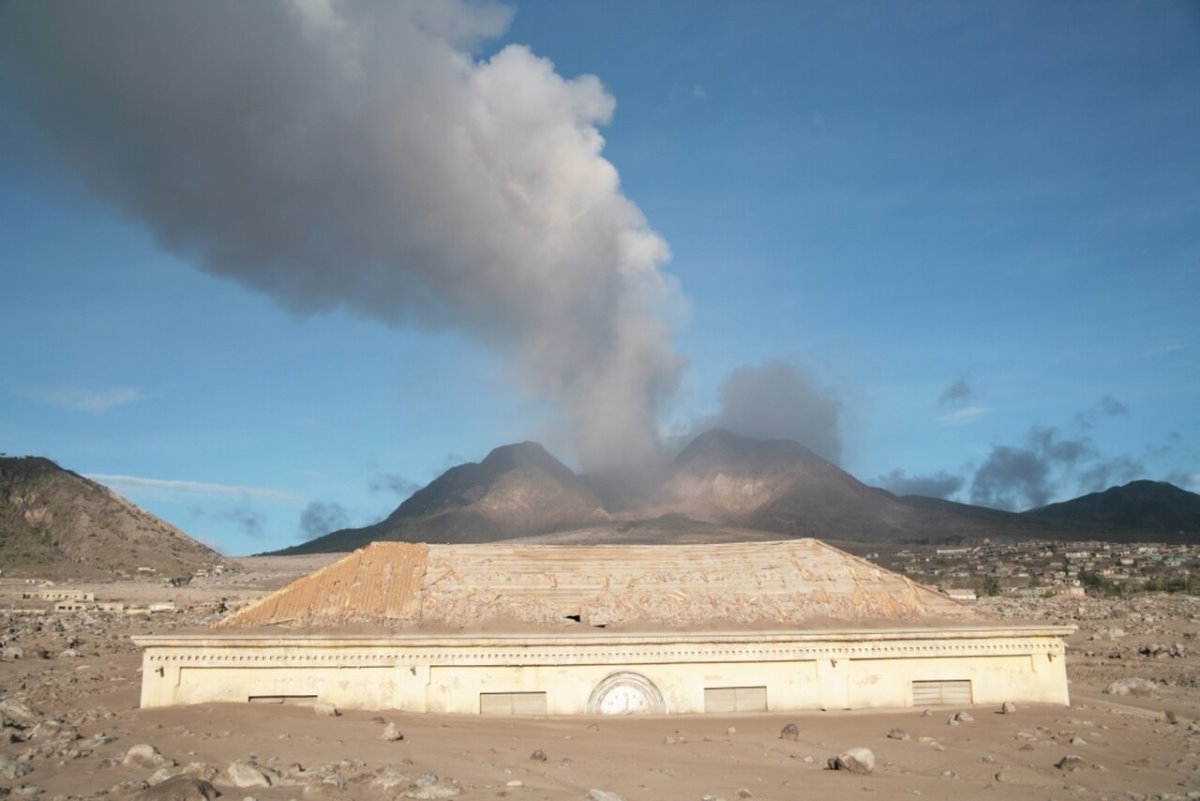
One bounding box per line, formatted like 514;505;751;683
280;429;1190;554
1024;480;1200;537
278;442;608;554
0;456;225;578
650;429;1069;542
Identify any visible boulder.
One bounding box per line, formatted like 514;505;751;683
830;747;875;775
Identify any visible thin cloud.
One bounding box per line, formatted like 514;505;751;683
937;406;989;427
40;386;142;414
88;474;302;503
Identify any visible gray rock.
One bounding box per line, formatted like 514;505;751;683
887;727;910;740
779;723;799;741
1000;701;1017;714
1103;677;1158;696
381;722;404;741
226;761;272;789
586;792;625;801
831;747;875;775
130;777;220;801
0;699;39;728
147;769;177;786
125;745;175;770
530;749;547;761
313;702;339;717
372;766;411;791
1056;755;1086;772
0;754;32;780
953;711;974;723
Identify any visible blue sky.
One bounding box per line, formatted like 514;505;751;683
1;1;1197;555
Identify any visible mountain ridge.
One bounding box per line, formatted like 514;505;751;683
276;430;1200;553
0;455;225;578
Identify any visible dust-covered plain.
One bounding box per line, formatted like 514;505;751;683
3;557;1199;801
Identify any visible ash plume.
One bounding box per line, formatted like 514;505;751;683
0;0;683;474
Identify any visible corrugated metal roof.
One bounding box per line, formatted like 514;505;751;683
217;539;988;630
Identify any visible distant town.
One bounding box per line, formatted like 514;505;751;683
870;539;1200;600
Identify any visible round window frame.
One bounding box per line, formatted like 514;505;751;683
586;671;667;715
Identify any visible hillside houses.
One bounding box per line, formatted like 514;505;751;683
882;540;1200;597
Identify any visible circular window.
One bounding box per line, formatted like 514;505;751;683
586;671;666;715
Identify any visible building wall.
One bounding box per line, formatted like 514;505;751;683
135;627;1072;714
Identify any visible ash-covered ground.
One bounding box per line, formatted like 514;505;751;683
2;565;1200;801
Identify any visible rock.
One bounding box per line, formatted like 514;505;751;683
372;766;411;791
953;711;974;723
109;781;151;799
125;745;175;770
226;761;272;788
830;747;875;775
180;764;220;783
1103;677;1158;696
0;700;40;728
941;769;958;779
506;780;523;788
381;722;404;741
530;749;547;761
736;789;753;799
779;723;799;741
887;728;909;740
1001;701;1017;714
0;754;32;780
993;771;1010;783
725;726;736;735
131;777;220;801
147;769;177;786
586;792;625;801
313;702;339;717
1055;755;1086;772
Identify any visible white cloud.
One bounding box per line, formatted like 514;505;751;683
41;386;142;414
937;405;989;427
87;474;302;503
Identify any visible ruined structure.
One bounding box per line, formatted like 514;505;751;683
134;539;1072;714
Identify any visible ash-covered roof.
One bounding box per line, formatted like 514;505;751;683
216;539;988;631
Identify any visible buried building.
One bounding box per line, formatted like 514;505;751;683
134;539;1072;715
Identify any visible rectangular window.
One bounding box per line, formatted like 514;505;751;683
911;680;973;706
479;691;548;715
704;686;768;713
247;695;318;705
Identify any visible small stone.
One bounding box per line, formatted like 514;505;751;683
506;781;522;788
530;749;547;761
953;711;974;723
1000;701;1017;714
586;791;625;801
125;745;174;770
779;723;799;741
887;728;909;740
662;735;676;745
0;754;32;780
831;747;875;775
941;769;958;779
1056;755;1086;772
725;726;736;735
736;789;752;799
227;760;272;788
1103;677;1158;697
313;702;339;717
381;722;404;741
994;771;1010;783
147;768;177;786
